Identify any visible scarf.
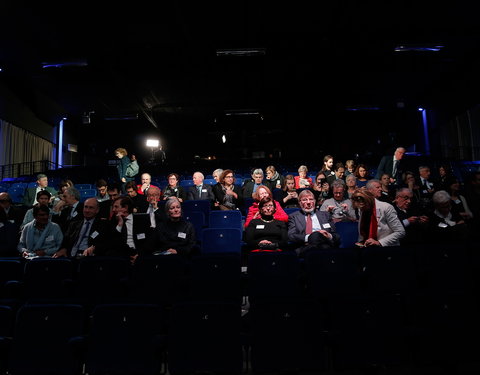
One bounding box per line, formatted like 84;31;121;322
26;220;53;252
359;201;378;241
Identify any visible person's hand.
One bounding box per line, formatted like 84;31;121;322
83;246;95;256
52;249;67;258
407;216;418;224
121;178;126;183
116;213;125;226
130;254;138;265
327;205;335;212
418;216;429;223
22;251;31;258
166;249;178;254
35;250;47;256
258;240;273;245
317;230;332;239
141;183;149;191
364;238;381;246
341;203;348;210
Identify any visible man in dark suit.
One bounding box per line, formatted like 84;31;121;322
98;184;121;220
288;189;340;256
109;196;154;260
241;168;267;199
0;192;25;228
125;181;148;212
375;147;406;185
187;172;215;202
53;198;109;258
22;173;57;207
393;188;429;245
326;162;346;186
52;187;84;232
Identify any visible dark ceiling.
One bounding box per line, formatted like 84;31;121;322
2;2;480;162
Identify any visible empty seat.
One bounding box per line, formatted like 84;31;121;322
79;189;97;202
184;211;206;240
334;221;359;249
168;302;243;375
85;304;166;375
6;304;85;375
74;184;92;190
201;228;242;254
209;210;243;235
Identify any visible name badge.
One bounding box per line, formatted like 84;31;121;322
178;232;186;239
0;223;4;229
256;225;265;229
90;231;99;239
202;189;207;193
322;223;331;229
46;235;54;242
9;220;14;224
137;233;146;240
422;190;428;194
71;210;78;217
438;222;449;228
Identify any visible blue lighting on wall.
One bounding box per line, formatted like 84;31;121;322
419;108;430;156
58;119;64;167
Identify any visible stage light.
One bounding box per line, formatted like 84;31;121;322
222;135;226;143
146;139;159;148
418;107;424;111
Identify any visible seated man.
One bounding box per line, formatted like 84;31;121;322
125;181;148;213
242;169;267;199
319;180;356;222
98;184;121;220
187;171;215;203
18;205;63;258
21;190;53;230
137;173;156;195
288;189;340;256
140;185;167;227
109;196;154;260
0;192;25;228
52;187;84;232
393;187;429;245
95;179;110;203
22;173;57;207
326;162;346;186
53;198;109;258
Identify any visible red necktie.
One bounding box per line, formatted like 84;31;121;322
306;213;313;235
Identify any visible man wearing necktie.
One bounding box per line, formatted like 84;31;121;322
187;172;214;203
418;166;436;212
375;147;406;185
288;189;340;256
22;173;57;207
53;198;108;258
52;187;84;232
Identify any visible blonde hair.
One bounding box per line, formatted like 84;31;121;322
115;148;128;156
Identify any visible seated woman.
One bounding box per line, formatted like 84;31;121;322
351;189;405;247
18;204;64;258
244;197;288;252
162;173;186;202
312;171;330;208
148;197;196;256
294;165;313;189
52;179;74;212
244;185;288;227
265;165;285;191
447;178;474;221
212;169;242;210
273;174;299;208
354;164;370;188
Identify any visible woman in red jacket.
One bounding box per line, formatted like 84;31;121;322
244;185;288;227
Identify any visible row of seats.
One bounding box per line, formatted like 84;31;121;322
2;244;480;307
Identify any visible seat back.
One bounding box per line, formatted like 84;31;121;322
200;228;242;254
334;221;359;248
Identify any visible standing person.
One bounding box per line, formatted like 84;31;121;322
375;147;406;185
351;189;405;247
212;169;242;210
115;148;134;192
22;173;57;207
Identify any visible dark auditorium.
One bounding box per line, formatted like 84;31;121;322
2;2;480;374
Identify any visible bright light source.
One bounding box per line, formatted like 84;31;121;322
146;139;159;148
418;107;424;111
222;135;226;144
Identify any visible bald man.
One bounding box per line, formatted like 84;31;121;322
187;171;215;202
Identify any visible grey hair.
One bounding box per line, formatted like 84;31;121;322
193;171;205;180
396;187;413;198
165;196;181;214
432;190;451;205
331;179;346;190
346;174;356;182
252;168;264;176
65;187;80;201
366;179;381;190
213;169;223;177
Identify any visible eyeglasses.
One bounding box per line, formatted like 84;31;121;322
397;195;412;200
225;175;234;178
352;196;365;202
262;204;275;208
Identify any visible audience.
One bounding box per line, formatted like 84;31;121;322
274;174;299;208
21;190;52;230
319;180;357;222
345;159;356;176
354;164;370;188
265;165;284;191
312;171;331;207
137;173;155;195
345;174;358;198
326;162;346;185
95;179;110;202
0;191;24;228
187;171;215;203
294;165;313;189
320;155;335;179
375;146;406;185
242;168;267;199
52;187;84;232
125;181;148;213
22;173;56;207
378;173;395;204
